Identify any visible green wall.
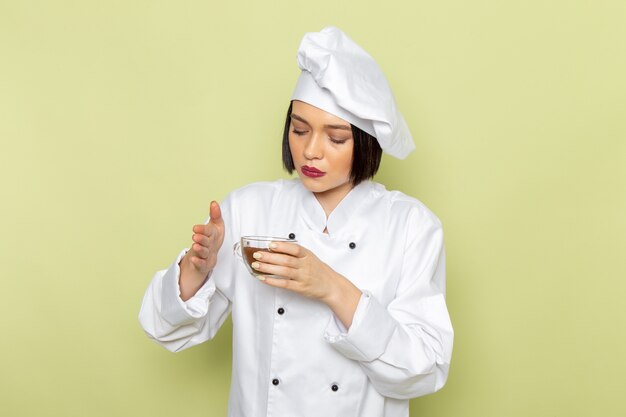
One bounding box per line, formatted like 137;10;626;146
1;1;624;416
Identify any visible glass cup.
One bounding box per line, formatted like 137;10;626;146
233;236;297;278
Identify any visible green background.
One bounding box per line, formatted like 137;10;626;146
1;1;624;416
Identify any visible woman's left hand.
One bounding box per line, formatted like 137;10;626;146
250;241;361;328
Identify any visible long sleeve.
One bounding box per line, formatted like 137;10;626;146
138;196;237;353
324;207;453;399
138;250;232;352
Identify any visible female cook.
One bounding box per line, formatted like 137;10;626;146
139;27;453;417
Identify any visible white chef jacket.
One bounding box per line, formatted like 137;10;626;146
139;179;453;417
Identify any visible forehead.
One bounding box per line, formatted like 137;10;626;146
291;100;351;127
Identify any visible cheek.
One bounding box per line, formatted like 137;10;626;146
340;146;354;173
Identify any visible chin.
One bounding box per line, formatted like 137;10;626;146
300;178;352;197
297;176;327;191
300;179;324;192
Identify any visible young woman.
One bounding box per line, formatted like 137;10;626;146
139;27;453;417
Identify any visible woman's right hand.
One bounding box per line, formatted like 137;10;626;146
179;201;225;301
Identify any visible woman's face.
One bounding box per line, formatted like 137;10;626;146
288;100;354;200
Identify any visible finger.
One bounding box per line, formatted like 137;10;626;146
192;232;211;247
209;201;224;226
250;261;295;279
269;241;304;257
252;251;298;268
193;223;217;238
190;255;209;271
192;243;211;259
193;223;213;235
260;275;298;290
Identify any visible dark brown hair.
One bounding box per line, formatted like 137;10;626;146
282;102;383;185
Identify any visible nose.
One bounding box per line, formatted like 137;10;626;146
303;133;323;160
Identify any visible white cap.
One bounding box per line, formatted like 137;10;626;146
291;26;415;159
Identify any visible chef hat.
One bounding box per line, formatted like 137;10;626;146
291;26;415;159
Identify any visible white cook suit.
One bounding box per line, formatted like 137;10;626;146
139;179;453;417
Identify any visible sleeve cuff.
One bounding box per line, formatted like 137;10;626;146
324;291;398;362
160;249;216;326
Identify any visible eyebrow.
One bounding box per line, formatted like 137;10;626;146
290;113;351;131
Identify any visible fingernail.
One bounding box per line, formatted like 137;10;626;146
253;252;263;260
256;275;266;281
251;262;260;269
269;243;278;249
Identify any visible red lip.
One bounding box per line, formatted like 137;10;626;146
301;165;326;178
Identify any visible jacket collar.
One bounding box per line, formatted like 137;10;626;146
298;179;374;235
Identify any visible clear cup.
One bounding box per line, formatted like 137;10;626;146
233;236;297;278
